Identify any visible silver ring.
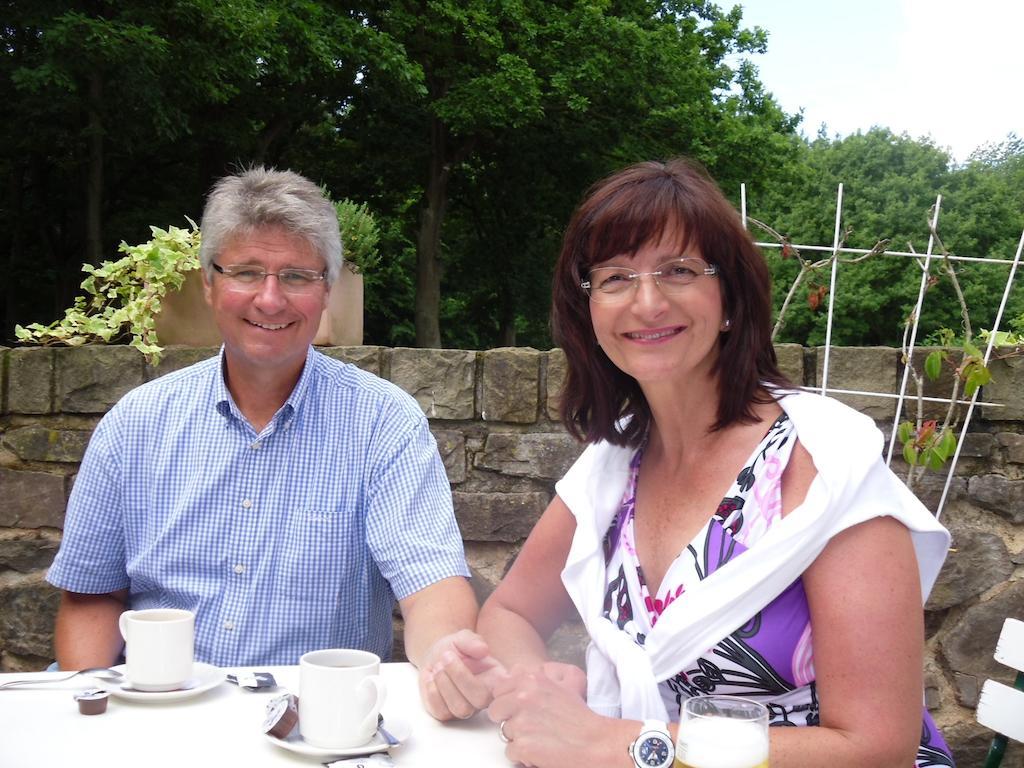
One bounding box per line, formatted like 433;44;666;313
499;719;511;743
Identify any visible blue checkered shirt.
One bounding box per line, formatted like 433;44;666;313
48;347;469;665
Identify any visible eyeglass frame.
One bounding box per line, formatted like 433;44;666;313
211;262;328;293
580;257;719;302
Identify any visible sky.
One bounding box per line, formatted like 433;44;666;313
731;0;1022;163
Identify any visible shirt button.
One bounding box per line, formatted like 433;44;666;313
242;499;253;509
223;620;235;631
233;564;245;575
252;441;262;450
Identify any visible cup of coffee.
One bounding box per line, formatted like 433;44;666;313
117;608;195;692
299;649;387;749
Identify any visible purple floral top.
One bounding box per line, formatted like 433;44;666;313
601;414;954;767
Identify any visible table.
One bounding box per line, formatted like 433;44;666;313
0;663;510;767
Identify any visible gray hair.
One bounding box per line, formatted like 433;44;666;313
199;167;343;285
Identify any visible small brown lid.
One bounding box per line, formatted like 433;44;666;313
74;689;110;715
263;693;299;739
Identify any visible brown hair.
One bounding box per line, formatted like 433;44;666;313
551;157;790;447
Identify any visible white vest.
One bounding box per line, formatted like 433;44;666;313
556;391;950;721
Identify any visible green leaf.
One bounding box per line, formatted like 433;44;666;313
924;350;943;380
903;442;919;466
964;365;991;396
897;421;914;445
962;341;982;359
937;429;957;460
923;447;945;471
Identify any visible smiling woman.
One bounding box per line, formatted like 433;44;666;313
474;157;955;768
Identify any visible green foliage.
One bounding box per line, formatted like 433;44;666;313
14;198;385;362
898;419;957;470
332;0;799;346
3;5;1022;353
755;129;1024;349
14;222;201;364
334;199;382;276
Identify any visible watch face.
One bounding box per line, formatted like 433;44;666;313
638;735;671;766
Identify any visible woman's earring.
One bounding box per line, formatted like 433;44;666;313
721;318;732;331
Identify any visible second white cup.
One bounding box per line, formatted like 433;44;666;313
118;608;195;692
299;648;387;749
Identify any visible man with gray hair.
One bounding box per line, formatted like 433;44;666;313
47;167;498;720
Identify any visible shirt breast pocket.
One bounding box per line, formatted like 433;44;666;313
275;509;350;600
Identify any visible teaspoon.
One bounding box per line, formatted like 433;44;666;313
0;667;124;690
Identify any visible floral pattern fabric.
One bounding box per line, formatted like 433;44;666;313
601;414;954;766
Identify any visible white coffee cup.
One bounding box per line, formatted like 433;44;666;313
299;649;387;749
117;608;195;692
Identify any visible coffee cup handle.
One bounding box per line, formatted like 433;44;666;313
117;610;136;642
356;676;387;737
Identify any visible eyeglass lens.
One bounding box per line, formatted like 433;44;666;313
214;264;325;294
584;258;714;299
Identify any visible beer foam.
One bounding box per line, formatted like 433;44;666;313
676;717;769;768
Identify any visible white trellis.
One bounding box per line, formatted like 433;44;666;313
740;183;1024;520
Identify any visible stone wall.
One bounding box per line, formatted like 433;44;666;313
1;343;1022;765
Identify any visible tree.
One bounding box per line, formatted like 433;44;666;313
2;0;409;339
752;128;1024;348
344;0;795;347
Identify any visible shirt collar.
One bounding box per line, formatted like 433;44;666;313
213;345;318;428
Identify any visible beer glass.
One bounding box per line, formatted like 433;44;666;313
675;695;769;768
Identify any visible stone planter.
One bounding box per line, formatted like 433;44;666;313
153;268;364;347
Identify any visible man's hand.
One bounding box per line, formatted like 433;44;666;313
419;629;508;721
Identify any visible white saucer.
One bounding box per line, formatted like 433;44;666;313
108;662;224;702
265;716;411;758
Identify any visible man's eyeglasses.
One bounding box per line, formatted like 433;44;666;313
212;262;327;294
581;257;718;303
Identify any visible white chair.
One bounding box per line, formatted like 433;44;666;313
977;618;1024;767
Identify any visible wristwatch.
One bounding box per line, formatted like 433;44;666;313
628;719;675;768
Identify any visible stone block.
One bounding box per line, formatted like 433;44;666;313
773;343;805;385
0;531;60;573
321;346;383;376
389;348;475;420
0;571;60;659
814;346;899;420
546;620;588;667
967;474;1024;524
924;608;947;640
0;468;67;528
464;541;518;605
432;429;466;484
908;471;966;513
476;432;583;482
480;348;540;424
453;491;548;543
943;719;1024;768
56;346;144;413
545;349;567;422
925;513;1012;610
923;661;943;711
2;425;92;463
7;348;54;414
940;579;1024;704
952;672;980;708
998;432;1024;464
959;432;993;458
144;345;218;381
982;350;1024;421
464;541;517;589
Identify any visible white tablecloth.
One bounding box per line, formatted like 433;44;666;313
0;663;510;767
